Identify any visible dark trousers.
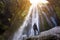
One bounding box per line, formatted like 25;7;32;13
34;29;38;35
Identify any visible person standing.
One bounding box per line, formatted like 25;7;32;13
33;23;38;35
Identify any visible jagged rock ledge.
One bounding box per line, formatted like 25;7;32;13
26;26;60;40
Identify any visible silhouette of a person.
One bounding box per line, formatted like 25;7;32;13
33;24;38;35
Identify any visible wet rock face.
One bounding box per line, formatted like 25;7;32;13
27;36;60;40
26;26;60;40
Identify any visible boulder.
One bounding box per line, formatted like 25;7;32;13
26;26;60;40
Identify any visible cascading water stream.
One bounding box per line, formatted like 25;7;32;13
12;5;34;40
44;5;58;26
12;0;58;40
30;5;39;36
12;4;40;40
38;4;58;27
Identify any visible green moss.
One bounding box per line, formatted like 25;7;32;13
43;16;51;30
55;7;60;18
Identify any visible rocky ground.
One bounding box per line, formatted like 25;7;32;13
26;26;60;40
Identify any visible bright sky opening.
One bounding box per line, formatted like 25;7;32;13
30;0;48;5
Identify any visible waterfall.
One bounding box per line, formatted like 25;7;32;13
30;5;39;36
12;0;58;40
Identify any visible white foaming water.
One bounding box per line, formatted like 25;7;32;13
12;5;33;40
30;5;39;36
12;5;40;40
